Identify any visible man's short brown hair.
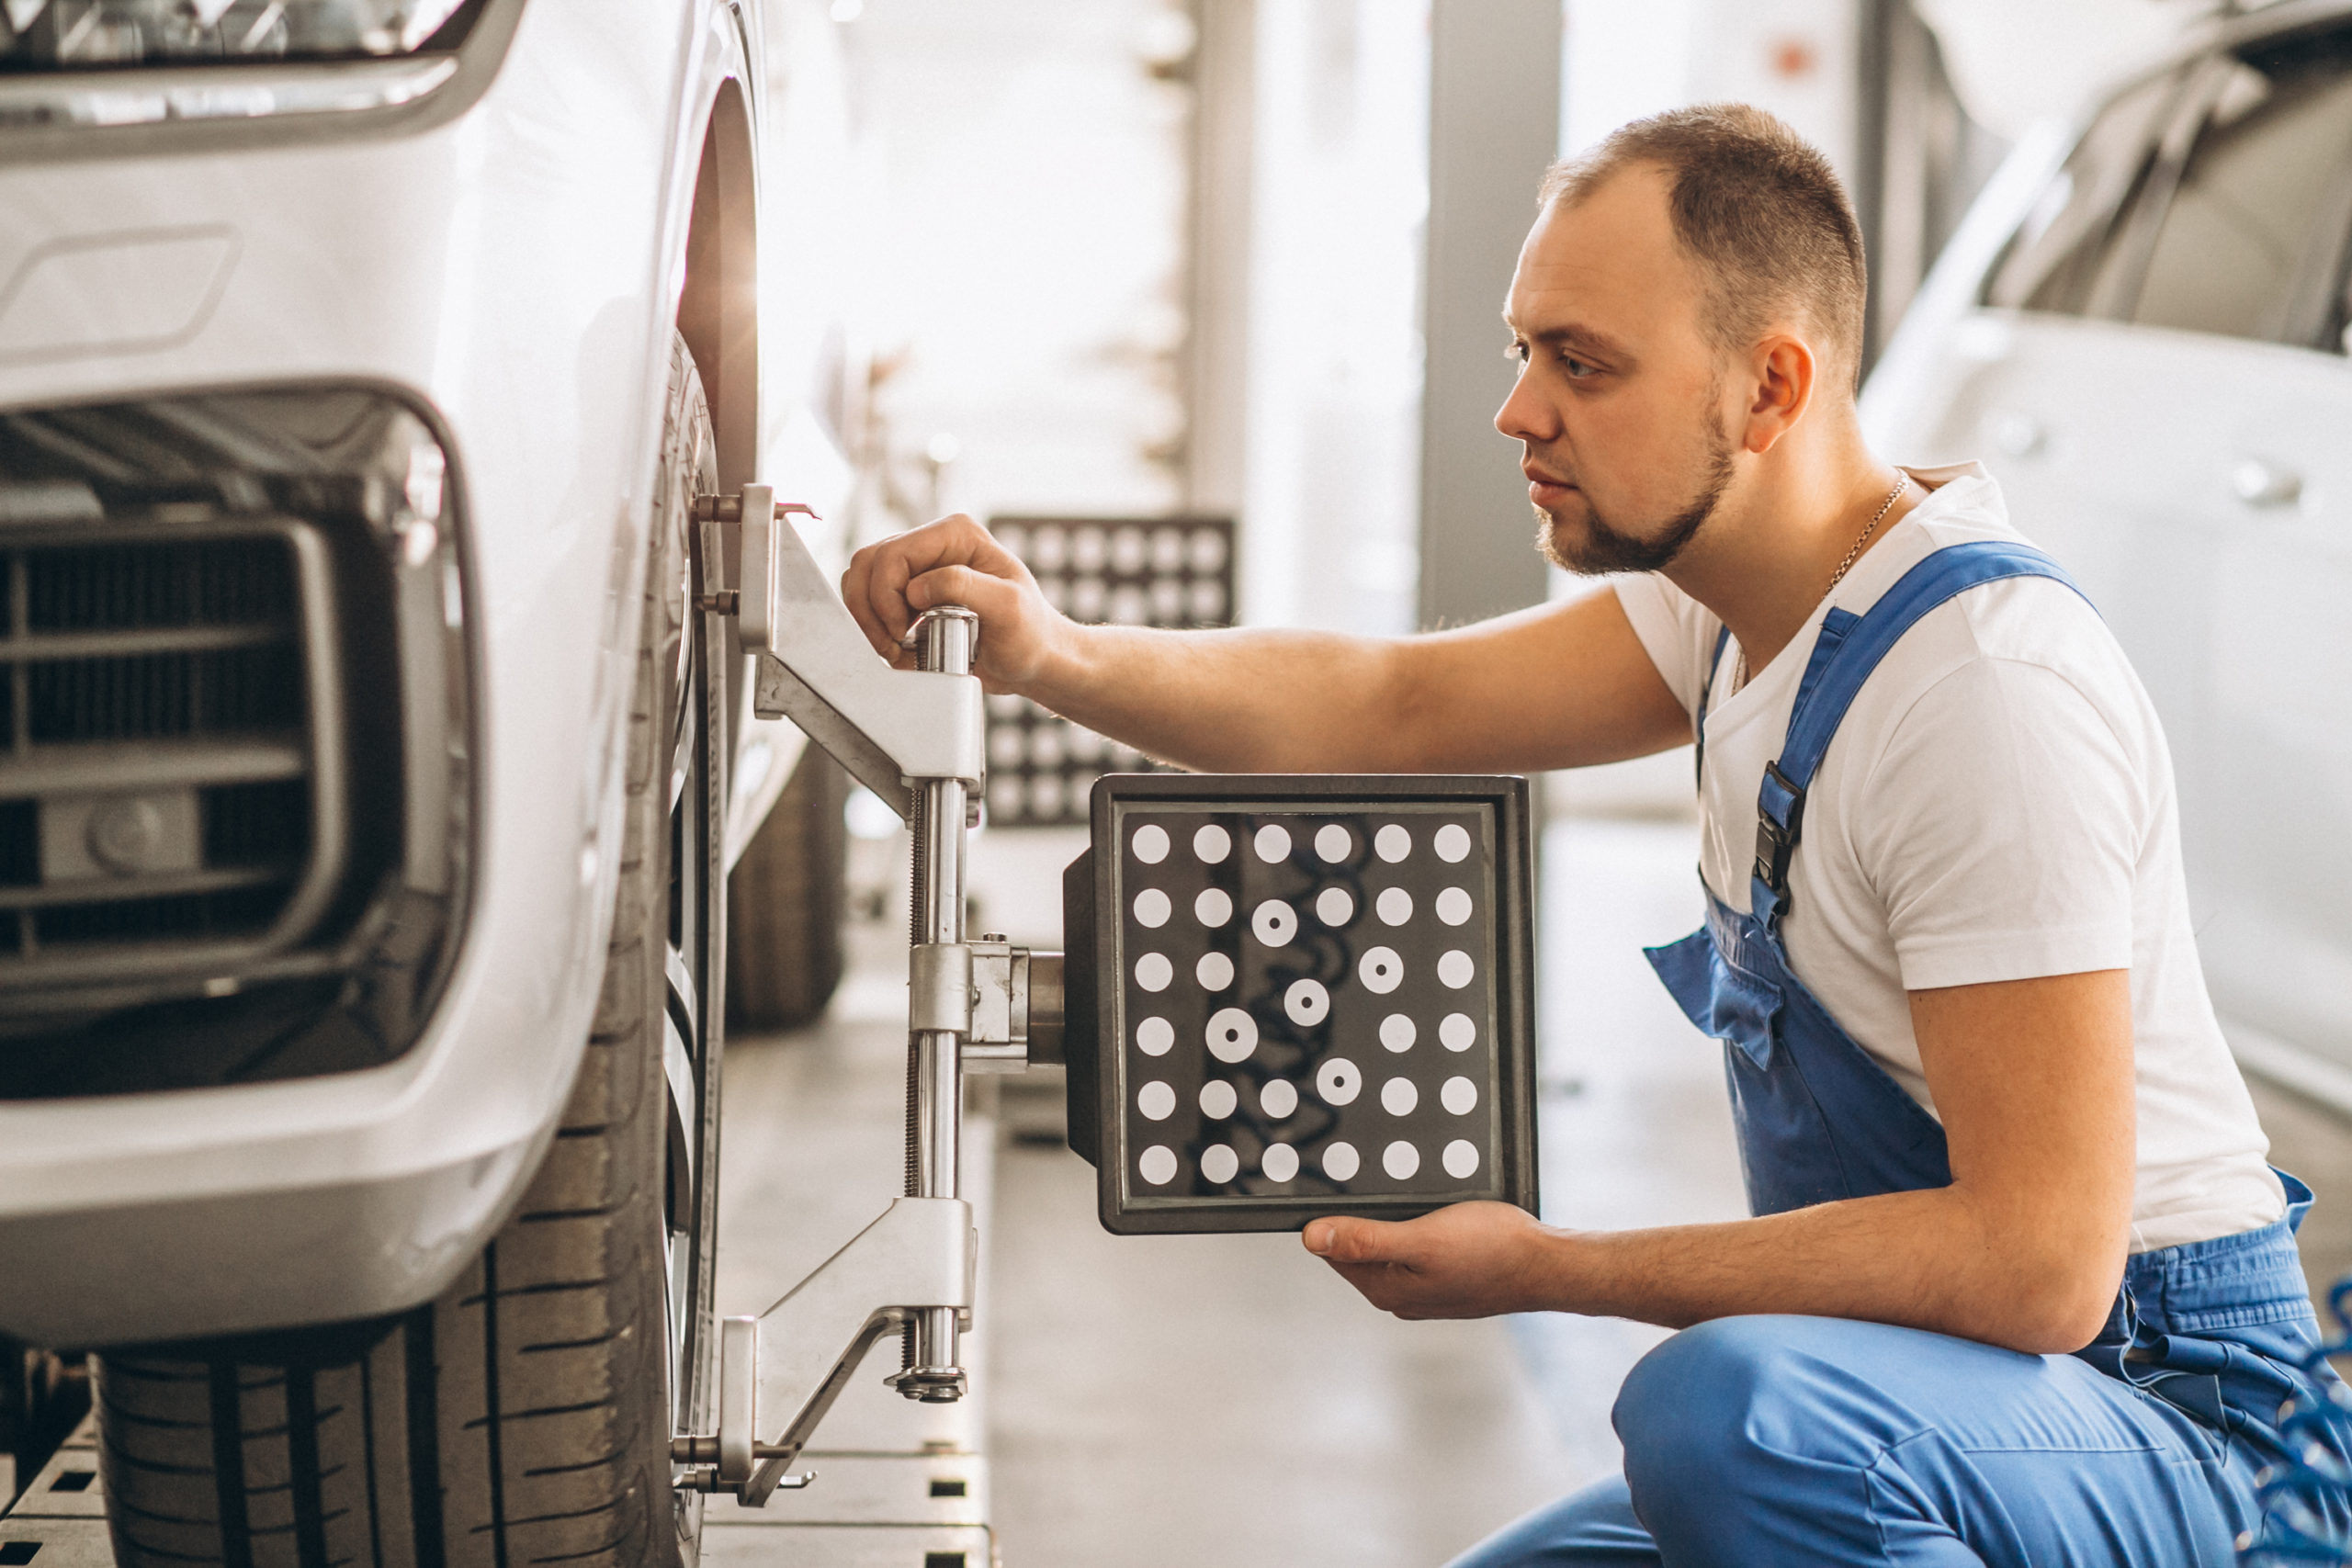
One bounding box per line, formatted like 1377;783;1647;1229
1540;104;1867;386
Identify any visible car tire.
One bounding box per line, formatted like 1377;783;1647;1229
91;333;728;1568
726;743;850;1032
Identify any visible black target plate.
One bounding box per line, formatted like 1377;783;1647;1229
1060;773;1537;1235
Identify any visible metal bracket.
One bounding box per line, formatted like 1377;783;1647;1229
962;941;1067;1072
747;507;983;813
909;942;975;1036
676;1196;975;1507
690;486;984;814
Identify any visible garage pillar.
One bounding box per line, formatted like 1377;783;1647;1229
1417;0;1563;632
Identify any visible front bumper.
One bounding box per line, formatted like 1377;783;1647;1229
0;0;709;1346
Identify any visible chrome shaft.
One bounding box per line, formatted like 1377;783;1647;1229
896;605;977;1401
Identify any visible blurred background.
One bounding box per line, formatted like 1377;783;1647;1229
726;1;2352;1562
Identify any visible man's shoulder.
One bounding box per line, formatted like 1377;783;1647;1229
1851;475;2122;699
1833;492;2155;779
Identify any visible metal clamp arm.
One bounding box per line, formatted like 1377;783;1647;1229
684;1196;975;1507
715;489;981;811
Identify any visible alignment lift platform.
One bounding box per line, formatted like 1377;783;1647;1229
0;490;1540;1566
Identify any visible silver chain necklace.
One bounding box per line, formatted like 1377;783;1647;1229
1732;473;1913;692
1828;473;1913;593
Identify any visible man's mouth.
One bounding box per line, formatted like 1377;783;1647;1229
1524;468;1576;507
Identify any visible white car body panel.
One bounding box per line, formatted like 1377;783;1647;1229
0;0;850;1346
1864;10;2352;1099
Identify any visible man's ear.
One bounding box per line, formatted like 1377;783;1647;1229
1738;332;1817;456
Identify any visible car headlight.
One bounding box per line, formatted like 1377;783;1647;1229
0;0;513;130
0;0;478;67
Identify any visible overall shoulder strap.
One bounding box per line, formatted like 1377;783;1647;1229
1693;624;1732;791
1750;541;2093;931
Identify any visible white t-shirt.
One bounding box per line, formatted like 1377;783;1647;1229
1613;462;2282;1253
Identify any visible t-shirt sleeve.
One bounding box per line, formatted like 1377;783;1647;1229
1612;575;1718;719
1854;656;2144;990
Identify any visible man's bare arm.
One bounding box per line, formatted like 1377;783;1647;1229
841;514;1690;773
1304;968;2136;1355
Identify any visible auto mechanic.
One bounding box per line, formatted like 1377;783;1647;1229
841;104;2346;1567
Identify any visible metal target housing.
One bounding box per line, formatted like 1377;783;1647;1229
1060;773;1539;1235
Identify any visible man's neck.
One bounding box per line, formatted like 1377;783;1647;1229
1662;428;1916;678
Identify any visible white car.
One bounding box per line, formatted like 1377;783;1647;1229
0;2;856;1562
1864;0;2352;1109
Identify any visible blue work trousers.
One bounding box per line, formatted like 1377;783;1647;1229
1451;1310;2297;1567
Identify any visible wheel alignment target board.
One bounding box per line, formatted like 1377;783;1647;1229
1063;773;1538;1235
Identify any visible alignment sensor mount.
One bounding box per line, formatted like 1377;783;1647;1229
678;487;1540;1503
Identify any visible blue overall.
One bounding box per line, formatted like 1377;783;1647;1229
1453;543;2349;1566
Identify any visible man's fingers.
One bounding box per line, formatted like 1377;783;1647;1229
841;516;1017;663
907;563;1019;621
840;549;899;658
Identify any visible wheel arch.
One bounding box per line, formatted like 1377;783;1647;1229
677;66;760;492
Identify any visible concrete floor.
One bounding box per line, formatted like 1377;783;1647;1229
714;809;2352;1568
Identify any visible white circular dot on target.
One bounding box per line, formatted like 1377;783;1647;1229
1441;1076;1478;1114
1199;1079;1238;1119
1136;1080;1176;1121
1204;1008;1260;1063
1133;824;1170;863
1253;823;1292;863
1315;887;1355;926
1381;1077;1419;1116
1437;950;1476;988
1252;899;1298;947
1261;1078;1298;1117
1316;1057;1363;1106
1135;953;1172;991
1359;946;1404;994
1315;823;1351;863
1442;1140;1480;1179
1374;823;1411;863
1322;1141;1361;1181
1440;1012;1477;1051
1383;1141;1421;1179
1433;824;1472;863
1197;952;1235;990
1262;1143;1300;1181
1138;1145;1178;1185
1134;888;1172;928
1379;1014;1417;1053
1136;1016;1174;1055
1194;887;1234;927
1434;886;1473;926
1284;978;1329;1026
1193;823;1231;863
1201;1144;1239;1183
1375;887;1413;926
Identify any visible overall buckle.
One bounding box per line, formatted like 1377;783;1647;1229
1752;761;1807;895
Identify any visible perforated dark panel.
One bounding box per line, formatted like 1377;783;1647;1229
982;515;1234;827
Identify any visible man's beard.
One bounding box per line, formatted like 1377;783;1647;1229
1535;420;1736;576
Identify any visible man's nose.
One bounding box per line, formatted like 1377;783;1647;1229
1495;374;1555;444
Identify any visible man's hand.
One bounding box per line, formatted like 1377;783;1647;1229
1304;1201;1559;1320
841;513;1071;689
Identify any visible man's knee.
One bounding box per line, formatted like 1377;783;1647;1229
1617;1317;1789;1478
1613;1314;1890;1492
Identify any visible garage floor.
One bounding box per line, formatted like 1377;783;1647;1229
708;808;2352;1567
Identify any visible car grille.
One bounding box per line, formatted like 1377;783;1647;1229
0;525;344;979
0;387;469;1097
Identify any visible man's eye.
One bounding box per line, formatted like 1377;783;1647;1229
1507;341;1531;367
1563;355;1597;378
